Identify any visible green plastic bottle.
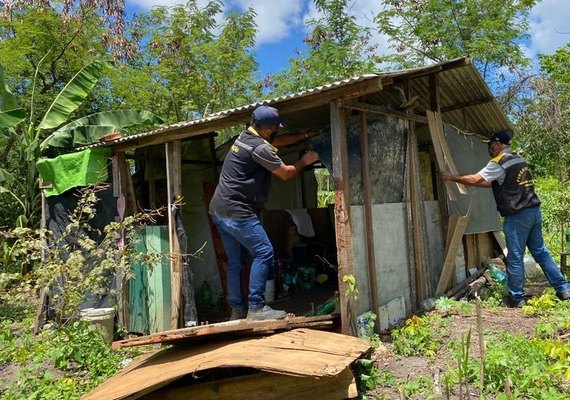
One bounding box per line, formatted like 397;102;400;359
315;291;340;315
487;264;507;287
198;281;212;310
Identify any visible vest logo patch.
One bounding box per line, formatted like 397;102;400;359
231;144;239;153
517;166;533;187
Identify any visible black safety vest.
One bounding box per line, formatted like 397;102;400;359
491;152;540;216
209;130;275;220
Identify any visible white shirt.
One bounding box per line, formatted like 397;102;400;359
477;146;512;185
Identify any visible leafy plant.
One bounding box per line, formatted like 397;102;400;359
522;292;557;316
391;315;447;357
4;185;164;325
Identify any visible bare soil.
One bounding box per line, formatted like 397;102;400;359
367;278;550;399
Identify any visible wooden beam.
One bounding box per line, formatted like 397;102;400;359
113;151;130;328
112;77;384;152
166;141;183;329
330;99;356;336
436;198;474;295
405;79;428;302
139;368;357;400
441;97;495;113
346;101;428;124
208;132;219;181
359;111;379;332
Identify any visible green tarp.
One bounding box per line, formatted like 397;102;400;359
36;147;111;197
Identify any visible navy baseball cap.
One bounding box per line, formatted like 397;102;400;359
251;105;284;128
483;131;511;145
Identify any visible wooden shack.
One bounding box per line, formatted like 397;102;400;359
44;57;510;335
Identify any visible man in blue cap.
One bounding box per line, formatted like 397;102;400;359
441;131;570;307
209;105;319;320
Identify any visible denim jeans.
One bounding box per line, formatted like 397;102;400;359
212;215;274;309
503;206;569;301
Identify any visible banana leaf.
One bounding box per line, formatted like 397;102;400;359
38;60;113;131
0;108;26;130
40;109;164;150
0;65;18;111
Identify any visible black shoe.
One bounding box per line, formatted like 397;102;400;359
500;297;526;308
556;291;570;301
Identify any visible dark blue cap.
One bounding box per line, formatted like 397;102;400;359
483;131;511;145
251;105;284;128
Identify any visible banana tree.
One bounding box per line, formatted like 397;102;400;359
0;60;164;227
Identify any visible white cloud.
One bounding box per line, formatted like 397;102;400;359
528;0;570;56
230;0;305;45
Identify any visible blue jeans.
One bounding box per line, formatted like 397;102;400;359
212;216;274;309
503;206;569;301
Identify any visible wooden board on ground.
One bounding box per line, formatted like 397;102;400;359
83;328;371;400
112;314;337;349
138;367;358;400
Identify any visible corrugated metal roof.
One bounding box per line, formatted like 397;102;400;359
82;57;511;150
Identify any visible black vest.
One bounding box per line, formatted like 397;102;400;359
491;152;540;216
209;130;273;220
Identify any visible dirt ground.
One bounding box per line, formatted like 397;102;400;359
367;278;550;399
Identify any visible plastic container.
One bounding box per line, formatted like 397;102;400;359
315;291;340;315
198;281;212;310
265;279;275;303
487;264;507;287
80;308;115;343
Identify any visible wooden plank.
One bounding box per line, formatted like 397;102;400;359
139;367;357;400
166;140;183;329
433;110;468;195
330;99;356;336
114;152;130;327
208;132;219;181
129;229;150;334
426;110;457;201
112;315;336;349
346;101;428;124
84;329;372;400
493;231;508;258
464;234;480;269
436;199;474;295
146;226;172;333
359;111;379;332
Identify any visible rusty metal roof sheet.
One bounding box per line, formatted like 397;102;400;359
81;57;511;150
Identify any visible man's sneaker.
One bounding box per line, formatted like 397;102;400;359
229;307;246;321
556;291;570;301
247;305;287;321
500;297;526;308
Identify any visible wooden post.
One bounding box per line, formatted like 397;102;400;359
359;111;379;331
330;100;356;335
114;151;130;328
208;133;219;181
166;141;183;329
405;80;428;303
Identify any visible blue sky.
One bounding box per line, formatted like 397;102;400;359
126;0;570;77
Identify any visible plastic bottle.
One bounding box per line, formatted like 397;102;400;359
198;280;212;310
315;291;340;315
487;264;507;287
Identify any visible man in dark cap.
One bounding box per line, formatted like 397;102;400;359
441;131;570;307
209;105;319;320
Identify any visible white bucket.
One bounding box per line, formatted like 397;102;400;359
265;279;275;303
80;308;115;343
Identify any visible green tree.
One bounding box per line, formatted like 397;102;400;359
103;0;261;125
375;0;536;78
268;0;381;95
514;44;570;181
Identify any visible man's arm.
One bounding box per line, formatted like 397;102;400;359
272;131;319;148
441;171;491;188
272;151;319;181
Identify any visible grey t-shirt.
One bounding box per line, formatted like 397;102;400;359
478;147;512;185
209;130;283;220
